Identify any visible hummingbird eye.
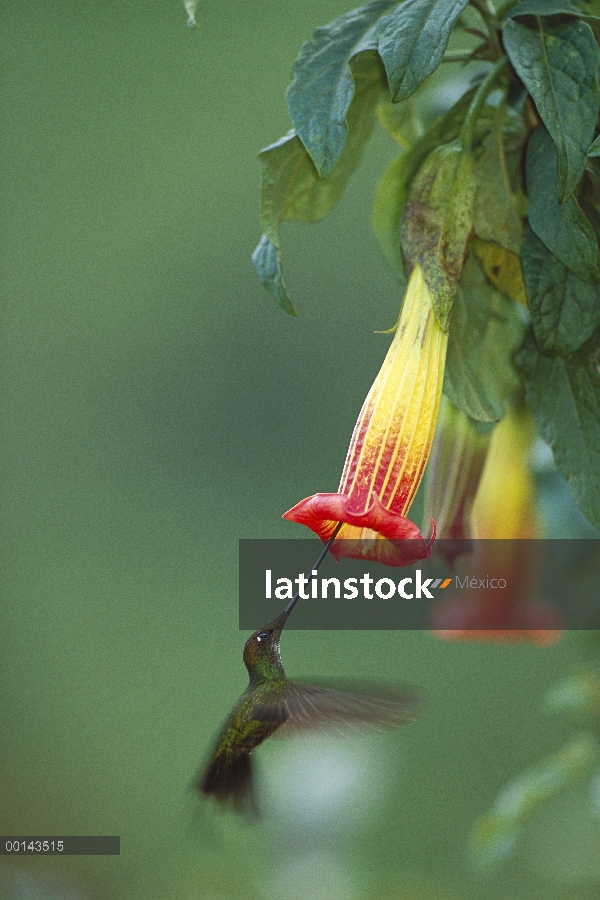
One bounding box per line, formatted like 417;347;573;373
256;630;270;642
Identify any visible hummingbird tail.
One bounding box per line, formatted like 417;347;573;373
199;749;257;815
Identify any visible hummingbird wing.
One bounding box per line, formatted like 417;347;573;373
255;680;423;736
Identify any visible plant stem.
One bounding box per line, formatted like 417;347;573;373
494;0;521;18
443;50;477;62
408;98;425;140
460;55;508;151
471;0;498;28
470;0;503;58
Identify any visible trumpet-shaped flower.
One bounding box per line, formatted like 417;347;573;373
470;404;541;541
430;406;562;644
423;396;491;567
284;264;447;566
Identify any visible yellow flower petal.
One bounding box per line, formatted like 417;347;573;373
339;264;448;517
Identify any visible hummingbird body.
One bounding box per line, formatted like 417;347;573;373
199;616;293;811
200;679;287;811
197;601;423;812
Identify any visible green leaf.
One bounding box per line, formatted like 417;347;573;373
251;237;297;316
254;53;384;311
503;17;599;201
287;0;398;177
257;131;344;241
579;0;600;18
526;125;600;284
521;223;600;355
507;0;600;18
508;0;590;16
473;112;523;255
517;327;600;529
588;134;600;156
374;0;469;103
444;255;526;422
401;139;475;331
372;153;409;279
377;95;424;150
287;0;472;174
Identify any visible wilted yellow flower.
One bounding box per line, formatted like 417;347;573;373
424;396;491;547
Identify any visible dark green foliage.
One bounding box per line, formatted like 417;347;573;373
507;0;597;19
252;0;600;529
504;16;599;201
373;0;470;102
444;256;525;422
522;224;600;355
252;237;296;316
287;0;469;177
526;125;600;283
286;0;397;177
518;328;600;529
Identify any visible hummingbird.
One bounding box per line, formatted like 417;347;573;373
197;530;424;813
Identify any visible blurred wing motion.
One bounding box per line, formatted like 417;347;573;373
256;680;424;737
198;681;423;813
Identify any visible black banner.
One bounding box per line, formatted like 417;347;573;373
239;539;600;631
0;837;120;855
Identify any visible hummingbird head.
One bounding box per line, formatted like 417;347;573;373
243;607;290;682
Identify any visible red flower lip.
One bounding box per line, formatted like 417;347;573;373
283;492;436;567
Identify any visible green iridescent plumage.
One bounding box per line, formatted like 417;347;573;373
197;596;423;813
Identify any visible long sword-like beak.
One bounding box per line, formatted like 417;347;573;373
264;522;343;633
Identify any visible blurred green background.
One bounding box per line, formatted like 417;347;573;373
1;1;598;898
